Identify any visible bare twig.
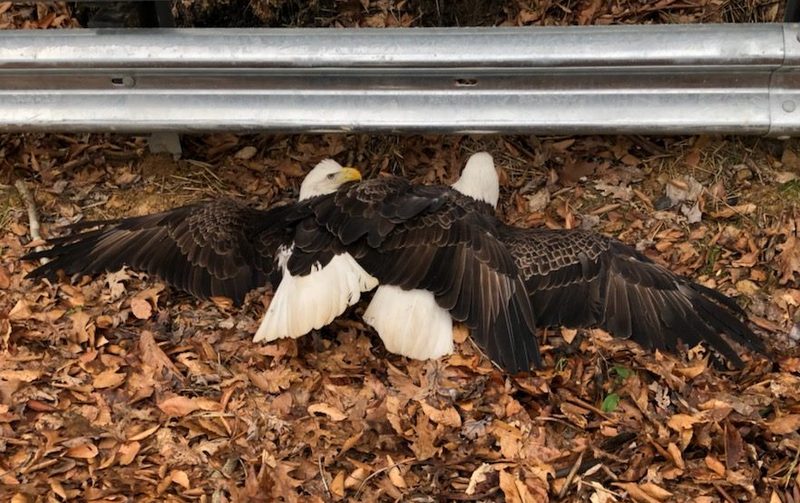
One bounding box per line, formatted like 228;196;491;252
442;487;501;501
558;450;585;498
14;181;41;241
355;457;414;500
14;180;48;262
318;456;332;501
565;396;615;422
712;482;737;503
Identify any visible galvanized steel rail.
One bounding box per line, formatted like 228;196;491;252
1;24;799;136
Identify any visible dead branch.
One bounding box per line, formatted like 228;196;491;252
14;180;48;261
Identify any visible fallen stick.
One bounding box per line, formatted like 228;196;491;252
14;180;48;261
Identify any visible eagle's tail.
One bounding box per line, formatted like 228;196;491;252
253;252;377;342
363;285;454;360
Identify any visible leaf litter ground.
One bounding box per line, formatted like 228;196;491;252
2;1;800;502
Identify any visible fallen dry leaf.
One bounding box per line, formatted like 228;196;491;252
452;324;469;343
344;467;368;489
667;442;685;470
170;470;191;490
8;299;32;321
667;413;703;431
499;469;536;503
157;395;220;417
0;369;41;382
640;482;673;501
138;330;181;377
234;145;258;160
308;402;347;421
331;471;345;498
128;425;160;442
66;443;99;459
614;482;663;503
466;463;492;495
49;480;67;500
419;401;462;427
705;455;725;476
766;414;800;435
69;310;94;344
93;369;125;389
561;327;578;344
130;297;152;320
386;455;407;489
778;235;800;284
117;441;140;466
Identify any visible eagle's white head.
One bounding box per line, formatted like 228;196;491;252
299;159;362;200
451;152;499;208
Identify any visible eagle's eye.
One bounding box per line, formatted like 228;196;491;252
326;173;336;180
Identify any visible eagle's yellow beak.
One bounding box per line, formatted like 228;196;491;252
337;167;362;183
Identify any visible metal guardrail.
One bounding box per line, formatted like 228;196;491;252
0;24;799;136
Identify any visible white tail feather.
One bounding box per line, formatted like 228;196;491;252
253;252;378;342
363;285;453;360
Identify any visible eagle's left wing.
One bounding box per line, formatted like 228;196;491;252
23;199;295;305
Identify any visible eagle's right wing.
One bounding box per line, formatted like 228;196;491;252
499;226;767;367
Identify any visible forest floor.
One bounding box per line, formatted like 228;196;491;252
2;1;800;502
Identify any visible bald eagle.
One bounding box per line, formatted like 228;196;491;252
252;160;378;343
23;154;766;371
288;169;540;371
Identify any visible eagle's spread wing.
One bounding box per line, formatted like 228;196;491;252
296;177;541;372
24;199;295;305
499;226;766;367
